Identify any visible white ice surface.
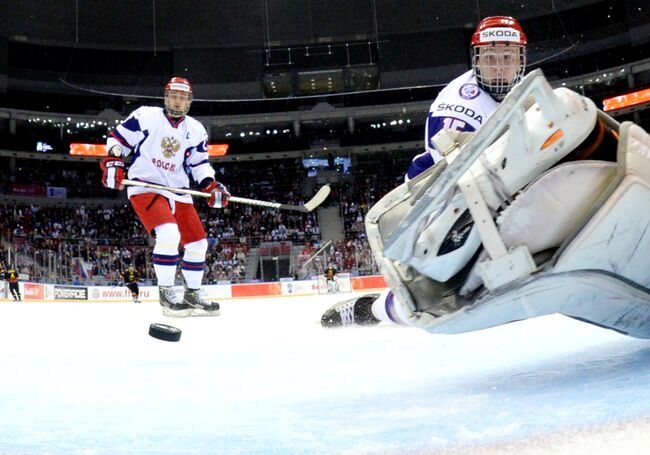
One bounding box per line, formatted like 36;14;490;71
1;293;650;454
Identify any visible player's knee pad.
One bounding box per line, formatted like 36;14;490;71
183;238;208;261
153;222;181;254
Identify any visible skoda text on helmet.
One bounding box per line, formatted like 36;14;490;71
471;16;527;101
164;77;193;118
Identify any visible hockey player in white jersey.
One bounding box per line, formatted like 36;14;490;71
407;15;527;178
323;16;528;327
100;77;230;317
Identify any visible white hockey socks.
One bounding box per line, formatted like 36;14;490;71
371;289;406;325
181;238;208;289
153;223;181;287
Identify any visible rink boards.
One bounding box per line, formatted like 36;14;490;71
0;275;387;302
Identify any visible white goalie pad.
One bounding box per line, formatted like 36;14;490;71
431;123;650;337
459;160;618;296
365;70;650;337
365;157;452;325
496;161;618;255
366;69;603;327
380;118;650;338
426;270;650;339
554;123;650;288
384;69;599;279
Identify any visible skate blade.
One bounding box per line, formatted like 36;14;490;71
187;308;221;317
161;307;193;318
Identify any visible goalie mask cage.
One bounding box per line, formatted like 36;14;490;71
317;272;352;294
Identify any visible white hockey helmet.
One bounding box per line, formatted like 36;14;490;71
164;77;193;118
471;16;527;101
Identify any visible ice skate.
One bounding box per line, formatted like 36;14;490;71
321;294;381;328
183;288;220;316
326;279;340;294
159;286;192;317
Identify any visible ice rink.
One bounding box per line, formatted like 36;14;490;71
2;292;650;454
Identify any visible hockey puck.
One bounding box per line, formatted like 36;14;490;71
148;323;182;342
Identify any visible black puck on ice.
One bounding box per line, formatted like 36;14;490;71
148;323;182;342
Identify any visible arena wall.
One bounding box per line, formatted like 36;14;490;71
0;276;387;302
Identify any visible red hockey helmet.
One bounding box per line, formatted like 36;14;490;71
471;16;527;101
471;16;527;47
164;77;193;117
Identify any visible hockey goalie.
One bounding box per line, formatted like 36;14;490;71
322;69;650;339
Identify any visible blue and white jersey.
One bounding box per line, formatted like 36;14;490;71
107;106;215;203
407;70;499;180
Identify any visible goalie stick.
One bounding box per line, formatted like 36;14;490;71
122;179;330;213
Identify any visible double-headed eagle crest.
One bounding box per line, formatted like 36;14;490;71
160;136;180;158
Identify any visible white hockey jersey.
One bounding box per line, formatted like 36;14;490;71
407;70;499;179
106;106;215;203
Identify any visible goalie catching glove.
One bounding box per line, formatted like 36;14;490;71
201;179;230;208
100;157;125;190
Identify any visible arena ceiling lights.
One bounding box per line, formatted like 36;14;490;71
262;40;379;98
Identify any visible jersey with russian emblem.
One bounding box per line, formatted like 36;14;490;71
407;69;499;180
106;106;215;203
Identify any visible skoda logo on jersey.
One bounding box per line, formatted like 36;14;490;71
160;137;181;158
459;83;480;100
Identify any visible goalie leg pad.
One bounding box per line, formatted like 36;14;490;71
364;161;471;329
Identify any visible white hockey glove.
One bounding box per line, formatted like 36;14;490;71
202;180;231;208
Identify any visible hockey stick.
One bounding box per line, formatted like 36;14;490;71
122;179;330;213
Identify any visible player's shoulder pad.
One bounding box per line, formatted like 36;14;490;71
184;115;207;133
138;105;163;118
185;116;209;146
434;70;474;97
124;106;159;123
